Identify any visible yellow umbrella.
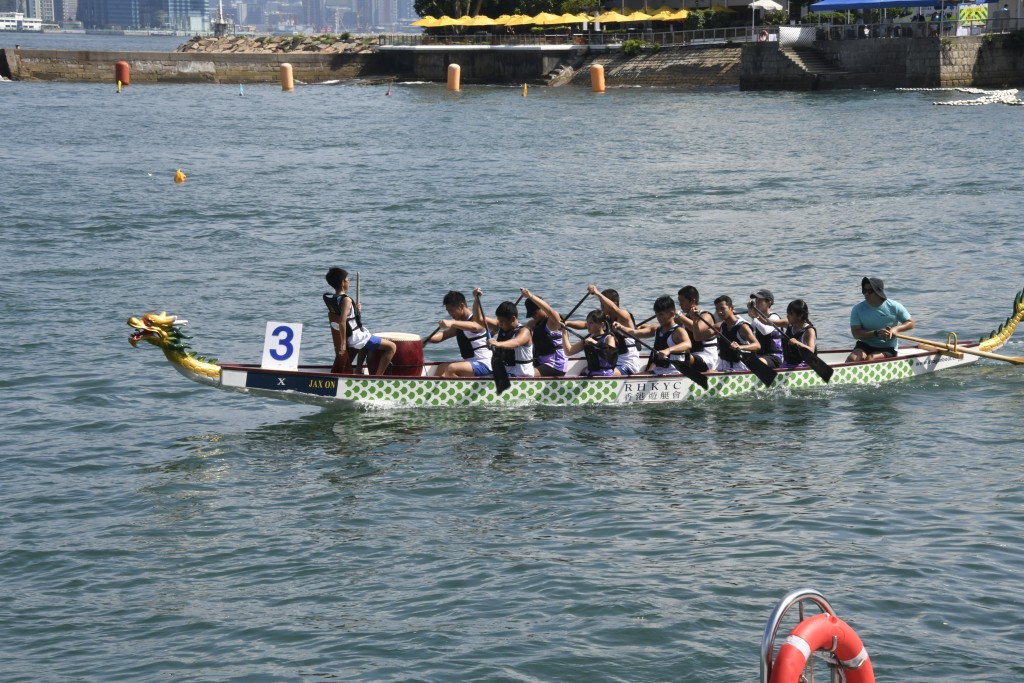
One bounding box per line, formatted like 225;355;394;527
411;15;437;26
492;14;513;25
559;12;590;22
505;14;536;26
451;15;475;25
651;8;688;20
595;10;631;22
531;11;566;24
433;15;460;26
623;10;654;20
465;15;497;26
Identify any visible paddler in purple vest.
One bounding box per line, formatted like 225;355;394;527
745;288;784;369
562;309;618;377
566;285;642;375
519;287;568;377
424;289;493;378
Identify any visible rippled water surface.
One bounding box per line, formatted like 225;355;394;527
3;39;1024;681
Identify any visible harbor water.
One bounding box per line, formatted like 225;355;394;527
2;38;1024;681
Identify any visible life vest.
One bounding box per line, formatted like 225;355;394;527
532;316;559;357
583;334;617;375
690;310;716;353
456;316;489;360
652;324;685;368
495;325;534;368
782;324;816;366
323;292;362;338
753;314;783;358
613;312;642;354
717;319;752;364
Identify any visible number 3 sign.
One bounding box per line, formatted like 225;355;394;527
261;321;303;370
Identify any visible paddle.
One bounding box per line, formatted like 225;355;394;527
895;332;1024;365
475;292;511;395
615;326;709;390
707;322;777;388
558;291;591;325
748;308;833;383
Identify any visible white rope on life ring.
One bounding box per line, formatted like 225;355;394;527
769;613;875;683
758;29;770;42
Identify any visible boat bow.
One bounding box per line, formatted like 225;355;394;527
128;312;221;386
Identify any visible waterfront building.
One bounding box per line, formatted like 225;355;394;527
77;0;209;29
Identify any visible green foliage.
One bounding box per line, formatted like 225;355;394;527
341;32;352;40
561;0;599;13
763;9;787;26
621;39;660;56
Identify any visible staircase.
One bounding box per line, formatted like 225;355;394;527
781;47;847;78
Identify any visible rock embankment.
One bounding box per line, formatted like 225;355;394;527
177;34;377;55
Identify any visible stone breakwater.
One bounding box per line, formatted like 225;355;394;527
176;34;378;55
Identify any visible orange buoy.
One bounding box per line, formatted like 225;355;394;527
769;613;874;683
280;63;294;91
447;63;461;92
174;169;186;184
590;64;605;93
115;61;130;86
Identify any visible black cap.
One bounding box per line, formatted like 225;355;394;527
862;277;886;299
750;288;774;304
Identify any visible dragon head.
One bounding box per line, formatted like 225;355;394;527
127;311;187;350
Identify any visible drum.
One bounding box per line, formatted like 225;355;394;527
369;332;424;377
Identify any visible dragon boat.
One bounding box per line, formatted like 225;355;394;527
127;288;1023;409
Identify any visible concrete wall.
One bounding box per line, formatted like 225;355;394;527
566;45;742;88
740;36;1024;90
379;46;570;84
0;48;386;83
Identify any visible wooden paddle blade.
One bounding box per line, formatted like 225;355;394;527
492;360;511;395
799;347;834;382
741;352;777;387
670;358;709;390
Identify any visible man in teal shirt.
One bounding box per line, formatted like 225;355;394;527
846;277;915;362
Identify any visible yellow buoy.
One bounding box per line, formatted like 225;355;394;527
174;169;186;183
590;65;605;93
523;83;528;97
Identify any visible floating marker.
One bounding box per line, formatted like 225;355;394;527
174;169;186;183
115;60;130;86
591;64;605;93
447;64;461;92
239;83;244;96
280;63;294;92
117;79;122;94
523;83;528;97
386;80;392;96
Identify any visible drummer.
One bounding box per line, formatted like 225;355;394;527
324;267;396;375
425;289;493;378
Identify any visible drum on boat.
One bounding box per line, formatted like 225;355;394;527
369;332;424;377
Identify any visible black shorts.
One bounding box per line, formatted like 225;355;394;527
688;354;710;373
854;340;897;358
536;362;566;378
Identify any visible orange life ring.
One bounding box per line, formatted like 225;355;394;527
758;29;770;42
769;613;875;683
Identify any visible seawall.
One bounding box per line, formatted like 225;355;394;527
4;37;1023;90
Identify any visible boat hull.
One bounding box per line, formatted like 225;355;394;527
215;347;978;408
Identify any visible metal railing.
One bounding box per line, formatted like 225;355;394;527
760;588;838;683
380;25;769;47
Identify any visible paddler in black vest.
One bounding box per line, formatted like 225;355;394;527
562;309;618;377
519;288;568;377
712;295;761;372
566;285;642;376
614;295;692;375
674;285;719;373
481;298;535;378
745;288;784;369
324;267;396;375
424;289;493;378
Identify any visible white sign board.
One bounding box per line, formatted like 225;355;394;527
261;321;303;370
